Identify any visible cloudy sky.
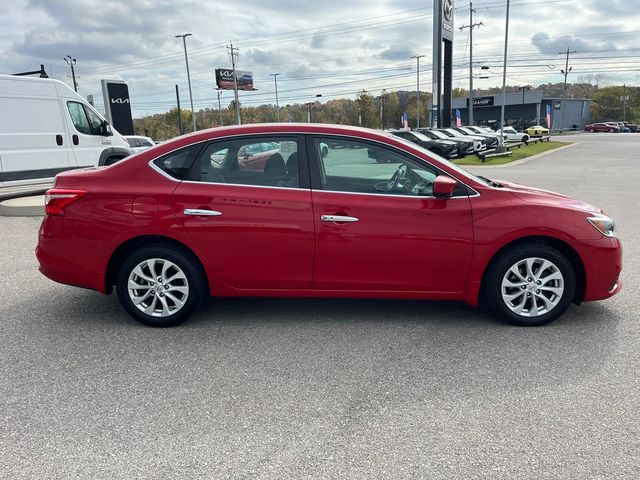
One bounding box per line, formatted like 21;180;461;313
1;0;638;117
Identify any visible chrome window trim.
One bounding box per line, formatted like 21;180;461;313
145;131;481;198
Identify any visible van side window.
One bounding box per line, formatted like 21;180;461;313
67;102;91;135
84;106;104;134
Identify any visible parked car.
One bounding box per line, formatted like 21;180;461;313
500;126;530;143
525;125;550;136
125;135;156;153
416;128;475;157
390;130;458;159
0;74;131;187
451;126;500;148
585;123;620;133
37;123;622;328
615;122;631;133
438;128;490;151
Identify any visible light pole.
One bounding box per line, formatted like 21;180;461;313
411;55;425;128
270;73;280;122
63;55;78;92
307;94;322;123
175;33;196;132
498;0;510;151
216;89;223;126
519;85;531;131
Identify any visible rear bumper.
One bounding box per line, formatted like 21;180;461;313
36;218;107;293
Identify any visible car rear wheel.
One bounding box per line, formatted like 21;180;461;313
609;129;615;133
485;243;576;326
116;245;205;327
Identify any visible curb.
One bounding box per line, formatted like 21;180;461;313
0;203;43;217
465;141;577;169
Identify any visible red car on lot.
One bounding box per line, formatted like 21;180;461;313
585;123;620;133
37;123;622;327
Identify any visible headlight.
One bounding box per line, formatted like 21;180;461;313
587;214;616;237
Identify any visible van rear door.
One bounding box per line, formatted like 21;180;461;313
0;92;73;186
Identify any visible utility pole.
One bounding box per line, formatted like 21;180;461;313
175;34;196;132
498;0;510;151
227;43;241;125
216;89;223;126
559;47;577;132
270;73;280;122
175;84;183;135
459;1;483;126
410;55;425;128
63;55;78;92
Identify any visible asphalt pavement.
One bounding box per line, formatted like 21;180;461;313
1;133;639;479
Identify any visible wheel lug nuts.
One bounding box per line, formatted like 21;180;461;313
536;289;540;294
521;286;526;290
537;281;541;285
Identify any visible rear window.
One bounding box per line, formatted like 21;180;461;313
152;144;203;179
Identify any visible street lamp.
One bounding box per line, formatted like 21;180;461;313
175;33;196;132
270;73;280;122
307;94;322;123
519;85;531;131
410;55;426;128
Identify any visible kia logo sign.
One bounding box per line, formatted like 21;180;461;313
111;98;130;104
443;0;453;22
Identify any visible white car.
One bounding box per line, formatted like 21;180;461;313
125;135;156;153
501;126;530;143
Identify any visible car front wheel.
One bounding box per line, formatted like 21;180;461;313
485;243;576;326
116;245;205;327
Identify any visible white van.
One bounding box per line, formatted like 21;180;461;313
0;74;132;187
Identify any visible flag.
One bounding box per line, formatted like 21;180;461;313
402;112;409;131
455;109;462;126
546;105;552;128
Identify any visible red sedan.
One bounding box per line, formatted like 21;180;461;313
37;124;622;327
585;123;620;133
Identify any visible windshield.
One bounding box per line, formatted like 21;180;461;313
430;130;449;140
411;131;433;142
384;132;490;187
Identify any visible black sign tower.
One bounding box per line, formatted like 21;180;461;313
431;0;454;127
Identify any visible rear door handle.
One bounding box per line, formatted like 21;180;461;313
321;215;359;223
56;134;63;145
184;209;222;217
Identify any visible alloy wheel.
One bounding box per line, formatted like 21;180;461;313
501;257;564;318
127;258;190;317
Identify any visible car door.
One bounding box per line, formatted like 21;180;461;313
308;135;474;293
170;135;315;290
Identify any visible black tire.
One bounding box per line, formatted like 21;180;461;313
609;129;615;133
105;156;124;166
484;242;576;326
116;245;205;327
588;129;594;133
522;135;529;144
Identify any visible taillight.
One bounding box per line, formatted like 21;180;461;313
44;189;87;216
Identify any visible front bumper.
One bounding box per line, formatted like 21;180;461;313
576;236;623;302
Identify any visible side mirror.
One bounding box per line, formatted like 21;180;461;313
101;120;113;137
433;175;457;198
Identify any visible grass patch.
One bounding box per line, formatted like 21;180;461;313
454;141;571;166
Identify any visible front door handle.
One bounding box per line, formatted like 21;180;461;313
321;215;359;223
72;134;79;145
184;209;222;217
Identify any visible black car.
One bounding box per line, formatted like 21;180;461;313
416;128;474;157
390;130;458;159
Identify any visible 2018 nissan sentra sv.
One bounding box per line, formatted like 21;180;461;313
37;123;622;327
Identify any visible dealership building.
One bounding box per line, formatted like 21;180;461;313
430;91;591;130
